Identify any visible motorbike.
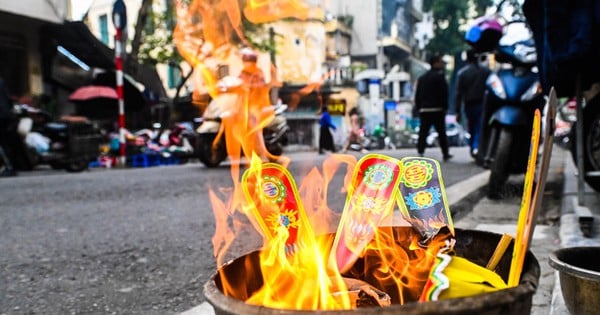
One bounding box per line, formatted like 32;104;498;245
133;122;195;164
521;0;600;193
194;77;289;168
10;105;102;172
476;35;545;198
554;98;576;149
410;119;470;149
569;95;600;191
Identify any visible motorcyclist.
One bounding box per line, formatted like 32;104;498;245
237;48;272;159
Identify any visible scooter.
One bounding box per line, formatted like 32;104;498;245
477;37;545;198
194;77;289;168
12;105;102;172
569;96;600;191
133;122;195;164
554;98;576;149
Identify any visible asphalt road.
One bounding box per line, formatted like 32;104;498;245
0;147;485;315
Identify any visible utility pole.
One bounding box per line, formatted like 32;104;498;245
112;0;127;166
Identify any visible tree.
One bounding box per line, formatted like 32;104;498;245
473;0;494;16
129;0;277;110
423;0;494;56
130;0;190;106
134;0;180;66
129;0;154;71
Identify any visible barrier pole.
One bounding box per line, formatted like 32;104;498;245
113;0;127;166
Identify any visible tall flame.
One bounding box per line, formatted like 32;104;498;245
174;0;450;310
208;153;449;310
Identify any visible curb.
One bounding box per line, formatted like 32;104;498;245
550;151;600;315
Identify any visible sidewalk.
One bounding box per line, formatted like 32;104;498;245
455;146;600;315
550;148;600;315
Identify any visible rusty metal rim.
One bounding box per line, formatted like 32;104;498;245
204;252;538;314
204;276;537;314
203;228;540;314
549;247;600;281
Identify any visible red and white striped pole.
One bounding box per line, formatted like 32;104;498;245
115;28;126;166
112;0;127;166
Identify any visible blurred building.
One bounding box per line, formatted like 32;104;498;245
323;0;427;146
80;1;428;148
0;0;69;98
84;0;201;102
0;0;163;132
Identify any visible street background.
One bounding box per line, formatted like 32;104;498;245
1;146;598;315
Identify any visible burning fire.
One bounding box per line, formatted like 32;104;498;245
173;0;506;311
210;153;453;310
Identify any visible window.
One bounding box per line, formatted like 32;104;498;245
168;64;181;89
99;14;109;45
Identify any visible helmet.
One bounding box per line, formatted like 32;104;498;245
465;17;503;52
240;47;258;62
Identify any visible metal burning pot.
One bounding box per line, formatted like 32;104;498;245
549;246;600;315
204;228;539;315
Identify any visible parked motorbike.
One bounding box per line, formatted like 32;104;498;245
554;98;576;149
521;0;600;193
410;119;470;149
569;96;600;191
472;22;545;198
133;122;195;164
11;105;102;172
194;77;289;168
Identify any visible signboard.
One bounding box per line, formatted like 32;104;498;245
384;100;397;110
112;0;127;31
327;99;346;116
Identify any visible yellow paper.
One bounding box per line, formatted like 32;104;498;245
508;109;541;286
420;253;507;301
439;256;508;299
397;157;454;242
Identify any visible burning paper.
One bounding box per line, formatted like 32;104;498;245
420;252;507;302
397;157;455;244
219;152;515;309
241;161;313;255
329;154;403;273
240;159;351;310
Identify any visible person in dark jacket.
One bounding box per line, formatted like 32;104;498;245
0;77;17;177
318;105;337;154
415;55;453;161
454;49;491;157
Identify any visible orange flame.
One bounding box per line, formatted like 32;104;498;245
174;0;448;310
209;153;449;310
174;0;287;184
244;0;322;23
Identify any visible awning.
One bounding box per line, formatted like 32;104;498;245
354;69;385;81
41;21;167;99
42;21;115;70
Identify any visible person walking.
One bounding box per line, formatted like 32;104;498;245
0;77;17;177
341;107;367;153
414;55;453;161
318;105;337;154
454;49;491;158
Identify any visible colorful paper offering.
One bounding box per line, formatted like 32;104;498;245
508;108;542;287
420;253;507;302
529;89;556;243
397;157;455;243
330;154;403;273
242;163;313;255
